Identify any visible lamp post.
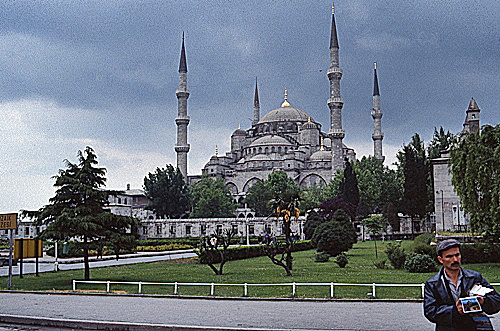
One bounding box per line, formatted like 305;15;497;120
437;190;444;232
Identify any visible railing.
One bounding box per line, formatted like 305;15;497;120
74;280;498;298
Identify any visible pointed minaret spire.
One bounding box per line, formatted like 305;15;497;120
463;97;480;133
175;33;191;180
327;2;345;173
179;32;187;73
373;62;380;96
330;3;339;49
253;77;260;125
371;62;384;161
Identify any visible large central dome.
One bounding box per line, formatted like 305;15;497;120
259;106;311;123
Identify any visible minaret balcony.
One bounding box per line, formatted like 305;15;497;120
327;67;343;75
176;90;190;98
175;144;190;153
328;129;345;139
327;97;344;105
175;116;190;125
372;133;384;140
371;109;383;118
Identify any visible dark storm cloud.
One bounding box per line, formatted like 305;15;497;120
1;0;499;211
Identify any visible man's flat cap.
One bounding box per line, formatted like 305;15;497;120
436;239;460;255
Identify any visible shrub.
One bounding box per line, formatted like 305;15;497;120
412;242;436;260
311;210;357;257
385;242;406;269
460;243;500;264
137;243;192;251
373;259;387;269
197;240;313;264
314;252;330;263
335;253;348;268
414;233;434;245
304;211;324;240
404;253;437;273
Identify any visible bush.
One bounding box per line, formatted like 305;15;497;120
373;259;387;269
335;253;348;268
304;211;324;240
412;242;436;260
197;240;313;264
311;210;357;257
404;253;437;273
460;243;500;264
137;243;192;251
314;252;330;263
385;242;406;269
414;233;434;245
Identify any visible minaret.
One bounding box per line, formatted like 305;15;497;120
253;78;260;126
463;97;480;134
175;33;190;180
327;3;345;173
371;62;384;161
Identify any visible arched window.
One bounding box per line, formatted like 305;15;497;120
278;147;281;153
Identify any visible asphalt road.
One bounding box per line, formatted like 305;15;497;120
0;292;441;330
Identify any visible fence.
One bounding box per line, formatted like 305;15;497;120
74;280;499;298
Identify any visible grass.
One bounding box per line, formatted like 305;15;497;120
2;240;499;299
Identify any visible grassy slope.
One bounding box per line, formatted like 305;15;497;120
2;241;499;299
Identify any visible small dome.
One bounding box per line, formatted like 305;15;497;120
249;135;293;147
232;128;246;136
310;150;331;161
302;118;316;130
260;107;312;123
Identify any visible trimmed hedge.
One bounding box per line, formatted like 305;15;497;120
197;241;313;264
137;243;192;251
460;243;500;264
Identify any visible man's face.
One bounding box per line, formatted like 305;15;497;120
437;246;461;272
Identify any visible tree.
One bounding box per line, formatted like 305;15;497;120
189;176;235;218
303;210;324;240
143;164;189;218
318;196;356;221
300;184;326;213
428;127;455;160
245;171;301;217
264;188;301;276
311;210;357;257
361;215;388;259
340;159;359;208
450;124;500;241
353;156;403;216
22;147;138;280
244;180;273;217
197;229;235;275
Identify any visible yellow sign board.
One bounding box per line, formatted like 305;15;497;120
14;239;43;259
0;213;17;230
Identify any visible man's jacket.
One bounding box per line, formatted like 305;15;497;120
424;268;500;331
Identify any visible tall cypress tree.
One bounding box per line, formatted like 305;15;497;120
339;159;360;209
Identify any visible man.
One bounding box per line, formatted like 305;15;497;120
424;239;500;330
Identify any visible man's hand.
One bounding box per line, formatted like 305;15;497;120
456;299;465;315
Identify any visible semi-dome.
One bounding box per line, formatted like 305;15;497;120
249;154;271;161
259;106;312;123
310;150;331;161
249;135;293;147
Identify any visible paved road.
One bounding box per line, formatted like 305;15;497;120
0;251;196;277
0;292;442;330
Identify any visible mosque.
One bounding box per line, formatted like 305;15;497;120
175;6;385;207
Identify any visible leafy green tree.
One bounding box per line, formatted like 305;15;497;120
361;215;388;259
143;164;189;218
300;184;326;213
353;156;403;215
340;159;359;208
189;176;235;218
23;147;138;280
245;171;301;217
244;180;272;217
311;210;357;257
450;124;500;241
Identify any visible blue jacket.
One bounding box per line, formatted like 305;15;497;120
424;268;500;331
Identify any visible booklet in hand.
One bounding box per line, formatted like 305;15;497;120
460;296;482;314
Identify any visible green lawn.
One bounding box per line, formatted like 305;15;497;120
2;240;499;299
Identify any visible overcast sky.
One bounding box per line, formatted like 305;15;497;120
1;0;499;213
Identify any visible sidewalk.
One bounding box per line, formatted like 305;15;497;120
19;248;195;264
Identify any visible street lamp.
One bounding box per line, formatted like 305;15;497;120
436;190;444;232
